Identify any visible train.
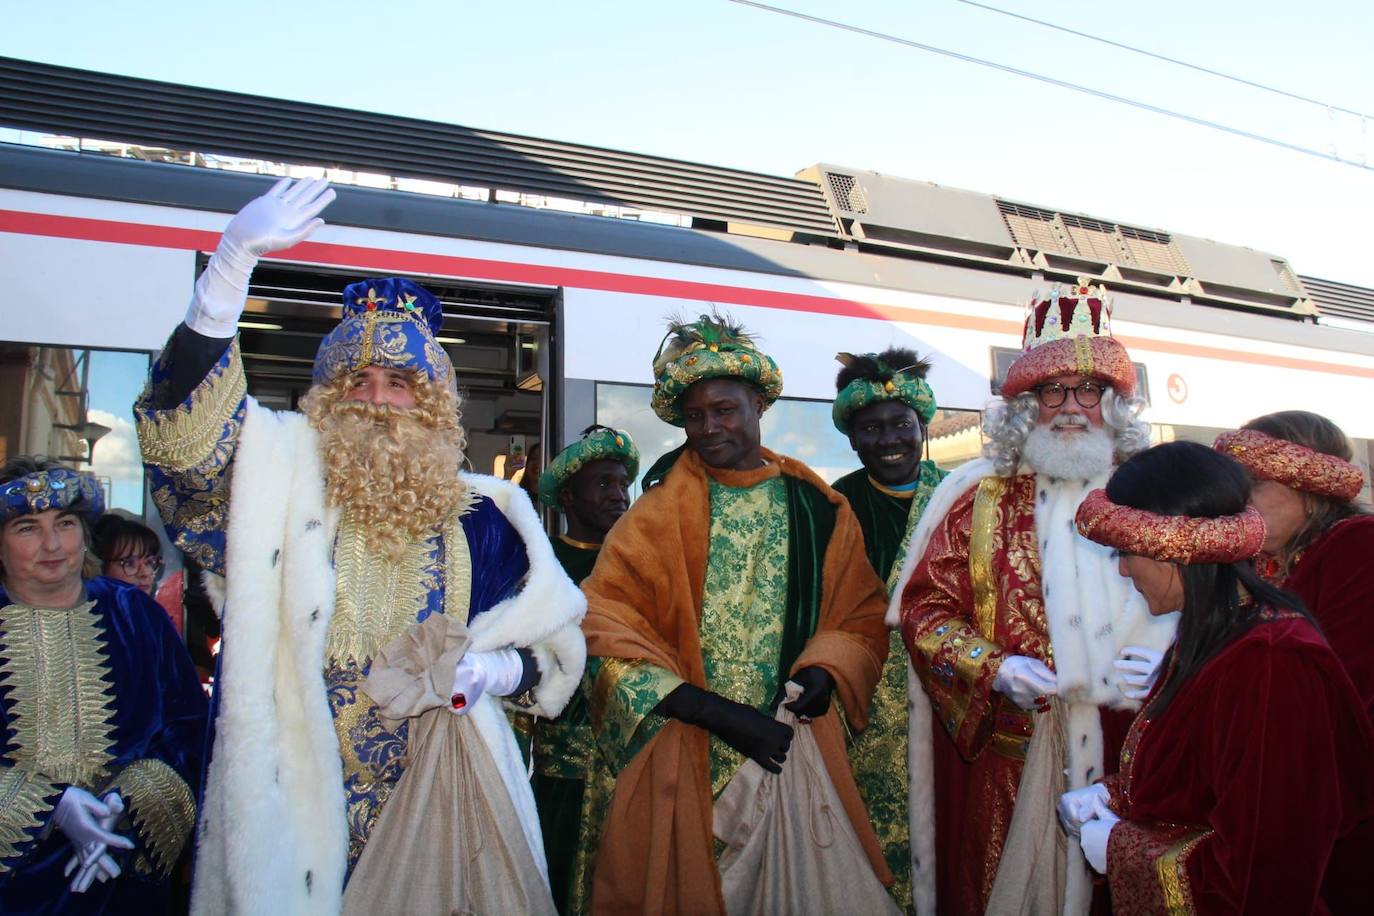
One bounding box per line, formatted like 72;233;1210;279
1;55;1371;519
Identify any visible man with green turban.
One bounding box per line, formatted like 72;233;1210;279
831;347;947;912
579;314;894;914
532;425;638;914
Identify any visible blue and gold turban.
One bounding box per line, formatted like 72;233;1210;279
538;426;640;510
312;278;454;392
649;313;783;426
1;467;105;525
832;349;937;434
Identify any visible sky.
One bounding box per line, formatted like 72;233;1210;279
3;0;1372;288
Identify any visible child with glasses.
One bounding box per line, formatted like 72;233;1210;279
93;512;165;596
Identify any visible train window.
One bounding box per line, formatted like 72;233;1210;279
594;383;985;497
0;342;151;516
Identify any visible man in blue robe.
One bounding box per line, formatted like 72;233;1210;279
135;179;584;914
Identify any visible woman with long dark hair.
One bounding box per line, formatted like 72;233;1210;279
1059;441;1373;915
1214;411;1373;912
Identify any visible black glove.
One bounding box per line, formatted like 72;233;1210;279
784;666;835;719
656;683;794;773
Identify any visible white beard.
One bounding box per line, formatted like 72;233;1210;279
1021;423;1113;481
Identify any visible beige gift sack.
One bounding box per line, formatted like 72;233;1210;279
342;613;556;916
713;683;902;916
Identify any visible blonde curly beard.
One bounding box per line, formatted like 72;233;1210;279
300;373;467;563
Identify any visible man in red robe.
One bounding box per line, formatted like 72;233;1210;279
891;281;1178;914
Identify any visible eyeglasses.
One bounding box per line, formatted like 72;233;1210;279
114;555;164;576
1034;381;1105;409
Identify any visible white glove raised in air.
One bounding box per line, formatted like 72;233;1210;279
448;649;525;717
1056;782;1110;837
1114;645;1165;700
993;655;1057;711
1079;804;1120;874
184;177;335;338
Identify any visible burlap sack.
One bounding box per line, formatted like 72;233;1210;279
984;698;1092;916
713;684;902;916
342;613;556;916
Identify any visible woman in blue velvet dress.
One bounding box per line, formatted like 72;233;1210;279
0;457;207;915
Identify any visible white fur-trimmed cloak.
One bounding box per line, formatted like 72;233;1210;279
190;399;586;916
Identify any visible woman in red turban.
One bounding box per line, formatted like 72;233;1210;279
1062;441;1374;915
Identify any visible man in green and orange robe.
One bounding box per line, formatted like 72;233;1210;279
530;426;638;914
580;315;892;915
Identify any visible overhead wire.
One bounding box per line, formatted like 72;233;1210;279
954;0;1373;121
727;0;1373;172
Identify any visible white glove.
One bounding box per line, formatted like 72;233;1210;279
1056;782;1110;837
993;655;1057;711
52;787;134;854
1114;645;1164;700
184;177;335;337
449;649;525;716
64;793;125;892
1079;804;1120;874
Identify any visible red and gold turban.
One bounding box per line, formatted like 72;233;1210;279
1213;428;1365;501
1001;280;1136;398
1075;488;1266;564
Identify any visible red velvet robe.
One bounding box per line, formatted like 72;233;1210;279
1103;613;1374;915
1283;516;1374;913
900;476;1140;914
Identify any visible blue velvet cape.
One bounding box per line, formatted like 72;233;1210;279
0;577;208;915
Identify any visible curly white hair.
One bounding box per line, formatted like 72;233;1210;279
981;388;1149;477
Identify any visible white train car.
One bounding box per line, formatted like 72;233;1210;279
2;56;1372;517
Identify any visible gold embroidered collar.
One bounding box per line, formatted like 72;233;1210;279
0;598;117;786
558;534;603;551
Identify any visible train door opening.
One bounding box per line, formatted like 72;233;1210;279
235;262;559;488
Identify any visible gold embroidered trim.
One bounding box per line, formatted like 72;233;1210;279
0;601;116;787
1156;829;1208;914
327;496;476;666
445;502;473;621
866;476;917;499
558;534;603;551
589;657;646;735
988;729;1031;760
970;476;1006;642
136;340;247;471
0;767;58;872
105;758;196;877
1073;335;1095;378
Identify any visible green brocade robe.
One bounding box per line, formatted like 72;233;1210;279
533;536;601;915
570;475;793;912
832;462;946;914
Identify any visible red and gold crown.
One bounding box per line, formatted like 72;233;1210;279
1001;279;1135;398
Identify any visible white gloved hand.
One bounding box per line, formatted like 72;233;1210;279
993;655;1057;711
1114;645;1165;700
1056;782;1110;837
52;787;134;854
448;649;525;716
184;177;335;337
1079;803;1120;874
65;848;122;893
64;793;124;892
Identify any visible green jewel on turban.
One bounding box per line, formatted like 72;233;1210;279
649;313;783;426
832;349;937;434
538;425;641;510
